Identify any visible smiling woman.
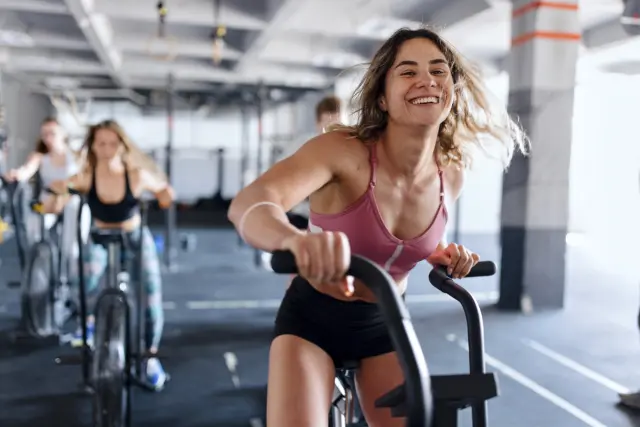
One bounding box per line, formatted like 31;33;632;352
228;26;530;427
331;26;529;170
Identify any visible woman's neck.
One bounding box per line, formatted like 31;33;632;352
96;157;125;173
379;122;439;180
48;143;66;155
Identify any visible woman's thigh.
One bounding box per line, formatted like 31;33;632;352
267;334;336;427
356;351;405;427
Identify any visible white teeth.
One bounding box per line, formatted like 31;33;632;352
411;97;439;105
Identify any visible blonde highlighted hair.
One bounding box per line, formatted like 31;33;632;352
79;119;167;182
330;26;529;169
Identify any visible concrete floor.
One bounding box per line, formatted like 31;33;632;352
0;229;639;427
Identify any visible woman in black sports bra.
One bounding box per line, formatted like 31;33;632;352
50;119;174;391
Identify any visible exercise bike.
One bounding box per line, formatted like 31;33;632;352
13;186;85;341
55;196;166;427
0;176;30;275
270;251;499;427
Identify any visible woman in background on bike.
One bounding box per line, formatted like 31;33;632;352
3;117;79;210
50;119;174;391
2;116;85;268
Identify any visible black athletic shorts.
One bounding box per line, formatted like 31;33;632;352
273;276;395;368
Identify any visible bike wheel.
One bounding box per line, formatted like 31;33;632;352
92;297;128;427
21;241;58;337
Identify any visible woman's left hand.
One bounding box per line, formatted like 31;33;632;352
426;243;479;279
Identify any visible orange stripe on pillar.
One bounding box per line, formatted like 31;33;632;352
512;1;578;18
512;31;581;46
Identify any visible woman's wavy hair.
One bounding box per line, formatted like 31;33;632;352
330;26;530;169
35;116;67;154
79;119;167;182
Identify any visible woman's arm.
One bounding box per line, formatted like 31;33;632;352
11;152;42;181
228;132;344;251
138;169;175;209
42;172;91;213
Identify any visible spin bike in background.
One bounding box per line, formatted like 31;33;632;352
271;252;500;427
56;195;168;427
0;176;31;275
13;186;90;341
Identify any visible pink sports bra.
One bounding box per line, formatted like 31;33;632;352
308;144;448;280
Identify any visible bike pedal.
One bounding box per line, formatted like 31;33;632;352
54;354;84;365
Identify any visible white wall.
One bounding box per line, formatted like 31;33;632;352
568;71;640;273
1;74;53;167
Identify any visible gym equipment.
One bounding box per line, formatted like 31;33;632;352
55;198;166;427
163;72;177;271
270;250;434;427
375;265;499;427
14;187;81;340
270;251;498;427
0;177;29;271
331;364;367;426
237;99;251;247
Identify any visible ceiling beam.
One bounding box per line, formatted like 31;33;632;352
63;0;127;86
116;35;243;61
0;0;68;15
94;0;266;31
234;0;310;74
582;17;630;50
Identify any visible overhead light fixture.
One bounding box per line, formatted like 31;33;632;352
45;76;80;90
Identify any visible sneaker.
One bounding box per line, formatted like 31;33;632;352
619;391;640;409
71;324;94;348
146;357;168;391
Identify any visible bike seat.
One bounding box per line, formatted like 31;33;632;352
90;229;125;247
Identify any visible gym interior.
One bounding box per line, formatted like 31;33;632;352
1;0;639;426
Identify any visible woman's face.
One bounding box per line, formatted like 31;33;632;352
40;121;64;148
382;38;455;128
92;128;122;161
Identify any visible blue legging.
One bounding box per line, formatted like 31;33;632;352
82;226;164;350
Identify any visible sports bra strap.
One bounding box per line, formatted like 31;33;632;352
369;144;377;187
436;158;444;203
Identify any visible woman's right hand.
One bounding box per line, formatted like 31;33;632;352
280;231;354;297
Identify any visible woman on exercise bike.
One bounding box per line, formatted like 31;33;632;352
3;117;81;238
49;119;174;391
229;27;529;427
3;117;78;210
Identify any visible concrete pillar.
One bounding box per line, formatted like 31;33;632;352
498;0;580;311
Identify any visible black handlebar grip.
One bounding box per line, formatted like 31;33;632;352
464;261;497;278
45;187;81;196
270;250;298;274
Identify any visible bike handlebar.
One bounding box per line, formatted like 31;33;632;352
44;186;82;196
270;251;497;427
271;250;432;427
